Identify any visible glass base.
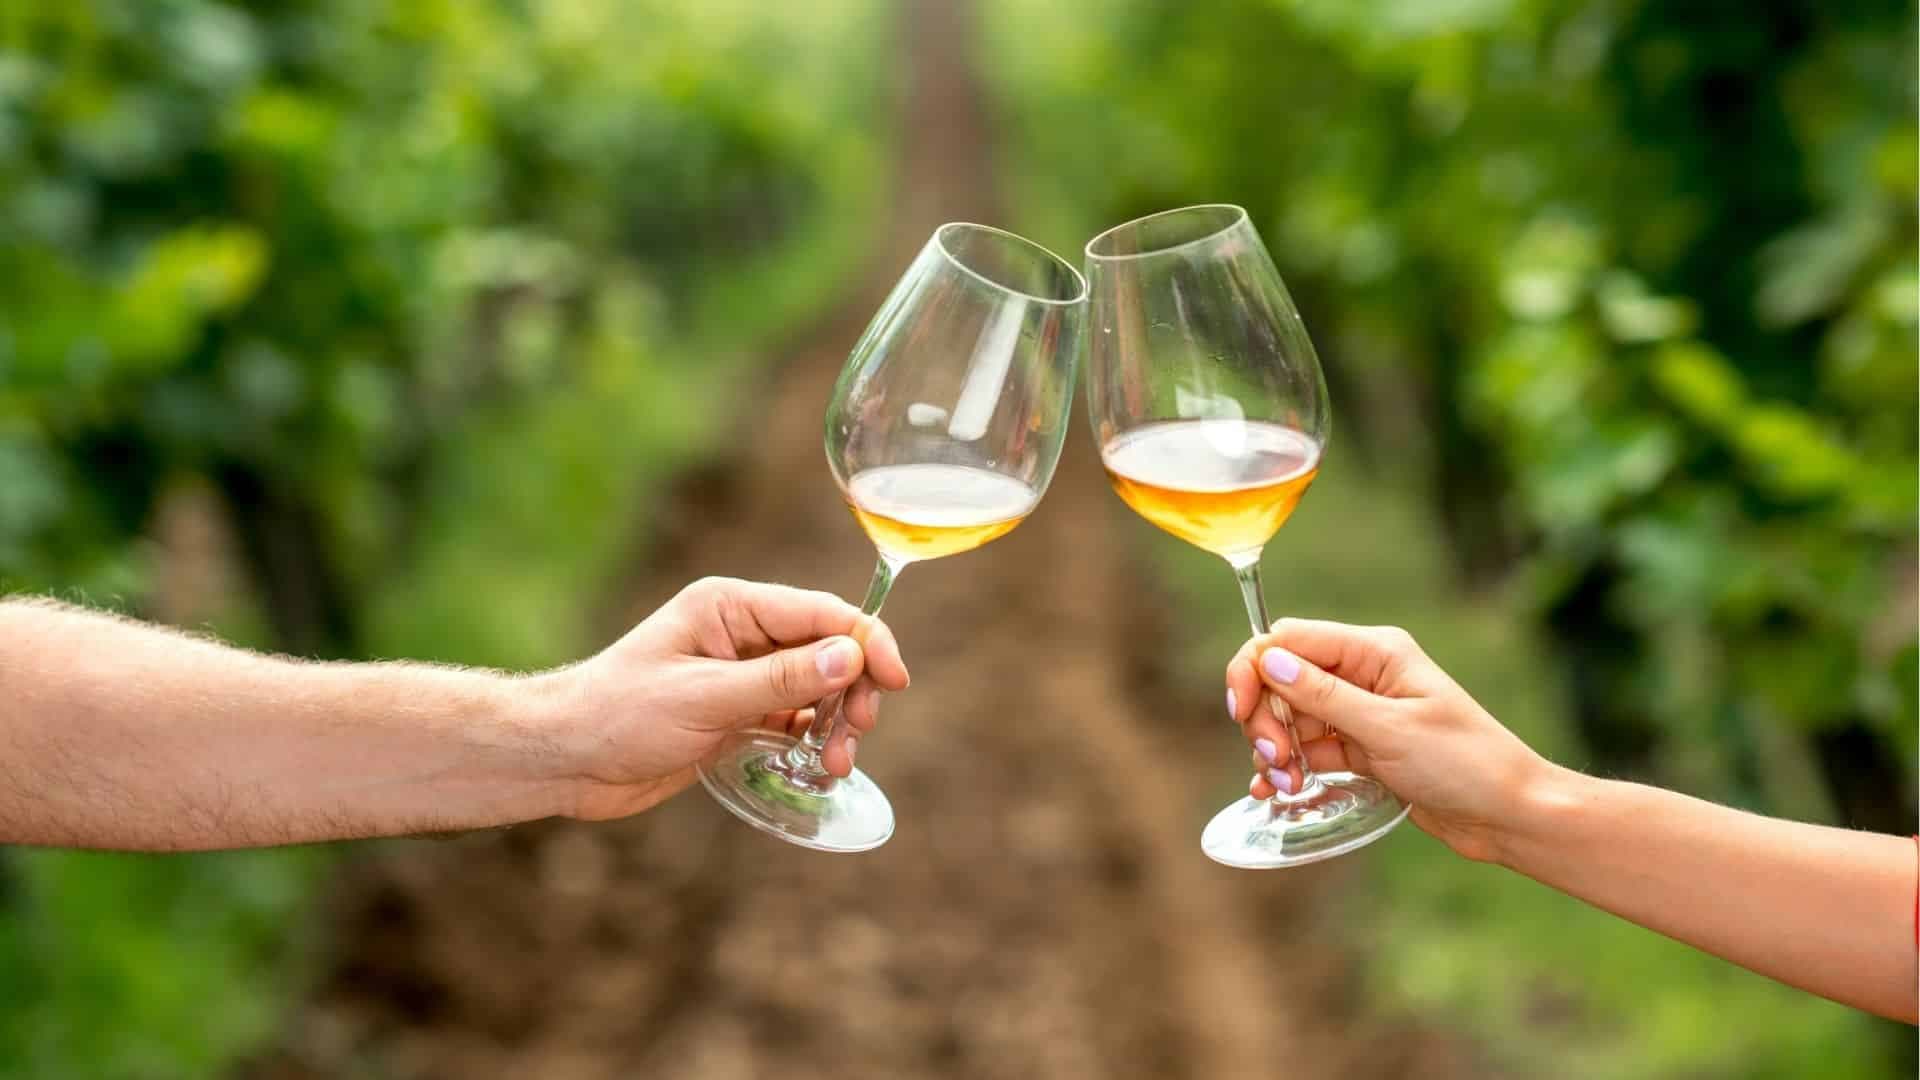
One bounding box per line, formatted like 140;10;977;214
696;729;894;853
1200;771;1410;869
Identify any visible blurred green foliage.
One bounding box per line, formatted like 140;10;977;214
987;0;1915;815
1;0;886;659
1139;446;1901;1079
2;0;1914;1075
0;847;330;1076
985;0;1914;1075
0;0;888;1073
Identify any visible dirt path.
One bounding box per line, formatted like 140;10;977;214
251;3;1489;1077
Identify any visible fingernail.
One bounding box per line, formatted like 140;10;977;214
1226;688;1238;720
1267;767;1295;795
1261;648;1301;685
1253;737;1278;764
1249;773;1263;795
845;735;859;763
816;638;856;679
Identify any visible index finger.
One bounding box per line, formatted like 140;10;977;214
1257;618;1402;695
1226;636;1263;726
717;580;911;692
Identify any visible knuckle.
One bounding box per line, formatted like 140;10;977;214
765;655;803;702
1373;625;1416;654
682;576;733;603
805;587;848;611
1308;672;1340;711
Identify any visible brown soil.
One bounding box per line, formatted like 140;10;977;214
247;3;1492;1077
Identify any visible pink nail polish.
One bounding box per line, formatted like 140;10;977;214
1253;737;1278;764
1261;648;1301;685
1226;688;1238;720
846;735;859;762
1267;767;1294;795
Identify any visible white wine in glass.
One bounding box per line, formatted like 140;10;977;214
697;223;1086;853
1102;420;1320;558
845;464;1038;561
1085;204;1409;869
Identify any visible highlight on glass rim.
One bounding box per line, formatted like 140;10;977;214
0;1;1912;1076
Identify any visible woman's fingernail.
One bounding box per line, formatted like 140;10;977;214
845;735;859;763
1253;737;1278;764
1249;773;1263;795
1226;688;1238;720
1261;648;1301;685
816;638;856;679
1267;767;1295;795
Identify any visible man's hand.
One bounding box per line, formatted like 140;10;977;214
0;582;906;850
532;577;911;822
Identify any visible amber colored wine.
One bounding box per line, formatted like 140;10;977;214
845;464;1038;562
1101;420;1320;558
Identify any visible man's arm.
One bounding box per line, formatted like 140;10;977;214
0;582;905;850
0;598;572;849
1503;767;1917;1024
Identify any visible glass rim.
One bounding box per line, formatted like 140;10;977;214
1083;203;1252;262
933;222;1089;306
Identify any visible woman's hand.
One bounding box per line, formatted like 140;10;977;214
1225;618;1545;862
1228;619;1919;1022
535;577;910;822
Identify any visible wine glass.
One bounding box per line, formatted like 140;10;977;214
697;223;1087;852
1083;204;1409;868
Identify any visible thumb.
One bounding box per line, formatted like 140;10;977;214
710;635;865;718
1257;644;1393;744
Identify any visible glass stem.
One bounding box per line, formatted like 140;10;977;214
780;554;902;778
1231;556;1324;802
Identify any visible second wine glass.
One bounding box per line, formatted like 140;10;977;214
1083;204;1409;868
697;223;1087;852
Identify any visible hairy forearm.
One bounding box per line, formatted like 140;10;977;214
0;599;574;850
1499;765;1917;1022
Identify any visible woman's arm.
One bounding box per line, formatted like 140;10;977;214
0;580;906;850
1506;765;1915;1022
1226;618;1917;1023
